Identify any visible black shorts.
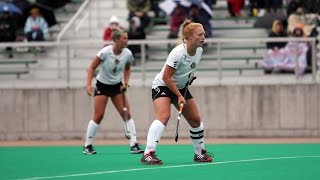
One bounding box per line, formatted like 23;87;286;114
94;80;122;97
152;85;193;103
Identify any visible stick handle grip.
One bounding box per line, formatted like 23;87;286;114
179;103;184;113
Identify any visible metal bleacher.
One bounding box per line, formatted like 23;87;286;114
0;0;319;87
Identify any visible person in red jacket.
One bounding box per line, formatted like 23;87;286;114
227;0;245;17
103;16;121;41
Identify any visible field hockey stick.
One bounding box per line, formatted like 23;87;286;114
122;91;131;139
174;81;190;142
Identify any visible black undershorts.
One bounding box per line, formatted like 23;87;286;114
151;85;193;104
94;80;122;97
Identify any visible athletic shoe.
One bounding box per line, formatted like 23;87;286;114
141;151;162;165
130;143;144;154
83;145;97;155
194;149;213;162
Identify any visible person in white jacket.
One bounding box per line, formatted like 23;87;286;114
24;8;48;41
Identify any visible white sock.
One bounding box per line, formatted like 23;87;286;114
190;122;205;155
126;118;137;147
84;120;99;147
144;120;165;154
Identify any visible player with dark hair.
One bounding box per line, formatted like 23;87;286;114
141;20;213;165
83;28;143;155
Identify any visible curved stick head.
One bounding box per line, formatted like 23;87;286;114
125;133;131;139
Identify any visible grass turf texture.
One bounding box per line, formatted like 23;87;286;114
1;143;320;180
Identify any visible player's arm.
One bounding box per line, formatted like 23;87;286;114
86;56;101;96
162;65;185;105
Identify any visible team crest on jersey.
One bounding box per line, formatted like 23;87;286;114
114;59;120;65
191;62;196;69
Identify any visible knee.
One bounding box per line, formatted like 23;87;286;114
127;112;131;120
158;113;170;120
191;122;201;128
121;111;131;120
93;113;104;124
156;114;170;126
189;117;201;128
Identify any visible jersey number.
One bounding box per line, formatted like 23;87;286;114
112;66;117;74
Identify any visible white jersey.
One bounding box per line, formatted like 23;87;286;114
96;45;134;85
152;44;203;89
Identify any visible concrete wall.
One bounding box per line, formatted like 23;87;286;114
0;84;319;140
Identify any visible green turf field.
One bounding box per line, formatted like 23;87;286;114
1;143;320;180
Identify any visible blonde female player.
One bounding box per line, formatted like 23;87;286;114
141;20;213;165
83;28;143;155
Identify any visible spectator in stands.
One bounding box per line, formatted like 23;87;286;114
12;0;31;28
287;7;304;35
103;16;122;41
262;20;287;73
167;4;186;53
286;0;302;17
227;0;245;17
276;27;308;75
168;4;186;39
262;26;308;75
188;4;212;38
0;8;17;58
300;14;320;70
267;20;287;50
188;5;205;28
127;16;146;59
292;22;318;72
287;7;316;37
127;0;151;28
261;47;286;74
24;7;48;42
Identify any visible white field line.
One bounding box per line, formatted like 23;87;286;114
15;155;320;180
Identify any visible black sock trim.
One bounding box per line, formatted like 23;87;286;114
189;129;204;134
190;135;204;139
